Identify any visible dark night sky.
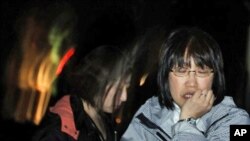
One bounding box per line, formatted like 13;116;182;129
1;0;250;140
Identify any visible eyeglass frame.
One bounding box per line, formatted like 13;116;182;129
170;68;214;77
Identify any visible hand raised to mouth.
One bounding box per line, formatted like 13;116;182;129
180;89;215;119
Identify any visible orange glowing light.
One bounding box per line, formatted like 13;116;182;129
139;73;148;86
115;117;122;124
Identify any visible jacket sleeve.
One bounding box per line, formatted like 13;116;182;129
206;108;250;141
121;118;159;141
171;121;208;141
172;107;250;141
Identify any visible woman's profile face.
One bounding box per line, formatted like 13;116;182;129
103;76;131;113
168;57;214;108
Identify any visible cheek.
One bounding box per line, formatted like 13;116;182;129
169;76;182;95
103;89;115;106
198;77;214;89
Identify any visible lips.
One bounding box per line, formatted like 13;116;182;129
183;92;194;99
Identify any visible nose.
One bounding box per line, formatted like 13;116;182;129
120;86;127;102
186;71;197;87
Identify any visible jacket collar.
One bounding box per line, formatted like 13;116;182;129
50;95;80;140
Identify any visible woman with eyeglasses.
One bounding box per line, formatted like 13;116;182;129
121;27;250;141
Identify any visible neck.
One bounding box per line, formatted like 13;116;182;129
82;100;107;140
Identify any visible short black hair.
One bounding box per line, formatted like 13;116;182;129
158;27;225;109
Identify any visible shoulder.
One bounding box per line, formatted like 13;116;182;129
132;96;171;122
218;96;249;115
32;112;71;141
32;95;80;141
134;96;160;114
209;96;250;124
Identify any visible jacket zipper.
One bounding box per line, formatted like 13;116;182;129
136;113;171;141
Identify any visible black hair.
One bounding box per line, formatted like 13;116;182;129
158;27;225;109
68;45;132;113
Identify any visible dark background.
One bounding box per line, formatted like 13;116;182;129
1;0;250;140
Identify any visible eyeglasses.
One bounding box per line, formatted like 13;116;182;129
170;67;214;77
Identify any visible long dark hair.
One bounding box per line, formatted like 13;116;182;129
68;45;132;113
158;27;225;109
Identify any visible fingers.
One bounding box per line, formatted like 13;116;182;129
193;90;202;99
202;89;215;106
192;89;214;102
200;89;208;98
182;89;215;119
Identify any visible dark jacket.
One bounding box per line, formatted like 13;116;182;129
32;95;116;141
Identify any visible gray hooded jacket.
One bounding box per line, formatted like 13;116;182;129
121;96;250;141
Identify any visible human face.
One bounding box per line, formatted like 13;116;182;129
103;76;131;113
169;57;214;108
